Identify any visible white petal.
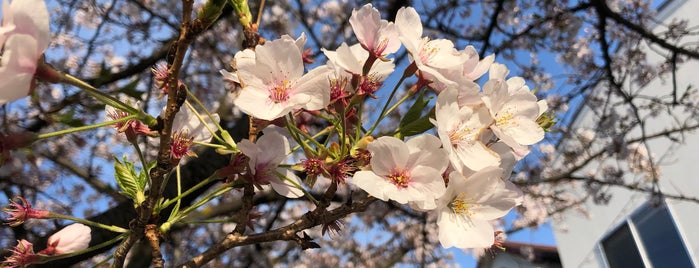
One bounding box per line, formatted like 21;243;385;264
270;169;304;198
437;209;495;249
48;223;91;254
293;65;331;111
368;136;409;175
395;6;422;43
453;141;500;171
351;170;395;202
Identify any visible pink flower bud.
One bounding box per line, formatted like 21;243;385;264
40;223;91;255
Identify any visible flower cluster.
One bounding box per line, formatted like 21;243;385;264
2;223;91;267
218;4;547;249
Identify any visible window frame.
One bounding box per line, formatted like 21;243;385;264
597;197;696;268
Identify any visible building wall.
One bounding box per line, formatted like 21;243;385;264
552;0;699;267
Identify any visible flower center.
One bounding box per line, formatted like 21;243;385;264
447;124;474;147
107;109;132;132
449;192;480;217
358;74;382;96
495;109;517;128
387;167;411;189
374;37;389;56
170;130;194;159
329;77;349;102
418;40;438;64
268;79;292;103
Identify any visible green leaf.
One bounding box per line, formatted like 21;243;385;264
113;156;140;200
397;109;435;138
399;90;430;129
137;160;156;191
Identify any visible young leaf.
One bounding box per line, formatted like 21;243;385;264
397;109;435;138
113;156;140;201
399;90;430;129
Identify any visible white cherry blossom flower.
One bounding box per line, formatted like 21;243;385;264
165;106;220;160
482;64;545;151
323;43;394;77
322;42;395;96
0;0;50;104
237;126;304;198
233;35;331;120
433;87;499;173
436;168;522;249
349;3;401;58
41;223;91;255
433;46;495;97
351;135;448;210
395;6;467;90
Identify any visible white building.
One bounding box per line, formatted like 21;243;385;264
552;0;699;267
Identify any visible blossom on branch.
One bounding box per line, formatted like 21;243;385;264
349;3;401;59
231;35;331;121
0;0;50;104
166;106;220;161
433;87;499;173
322;42;394;97
237;126;304;198
436;167;522;249
395;6;467;91
351;135;448;210
482;64;546;154
39;223;91;255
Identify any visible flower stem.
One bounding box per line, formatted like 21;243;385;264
59;73;157;126
184;100;224;144
36;115;138;140
365;68;412;136
48;213;128;233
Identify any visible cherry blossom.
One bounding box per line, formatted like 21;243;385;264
482;64;546;152
231;35;331;120
166;106;220;161
237;126;304;198
433;87;499;173
349;3;401;59
436;167;522;249
39;223;91;255
395;6;467;90
0;0;50;104
350;135;448;210
322;42;395;97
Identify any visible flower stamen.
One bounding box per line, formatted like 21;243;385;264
387;167;411;189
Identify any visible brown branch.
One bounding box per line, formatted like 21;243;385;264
145;224;164;268
525;122;699;185
478;0;505;57
111;0;223;266
591;0;699;59
180;196;378;267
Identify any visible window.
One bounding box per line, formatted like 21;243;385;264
600;198;694;268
